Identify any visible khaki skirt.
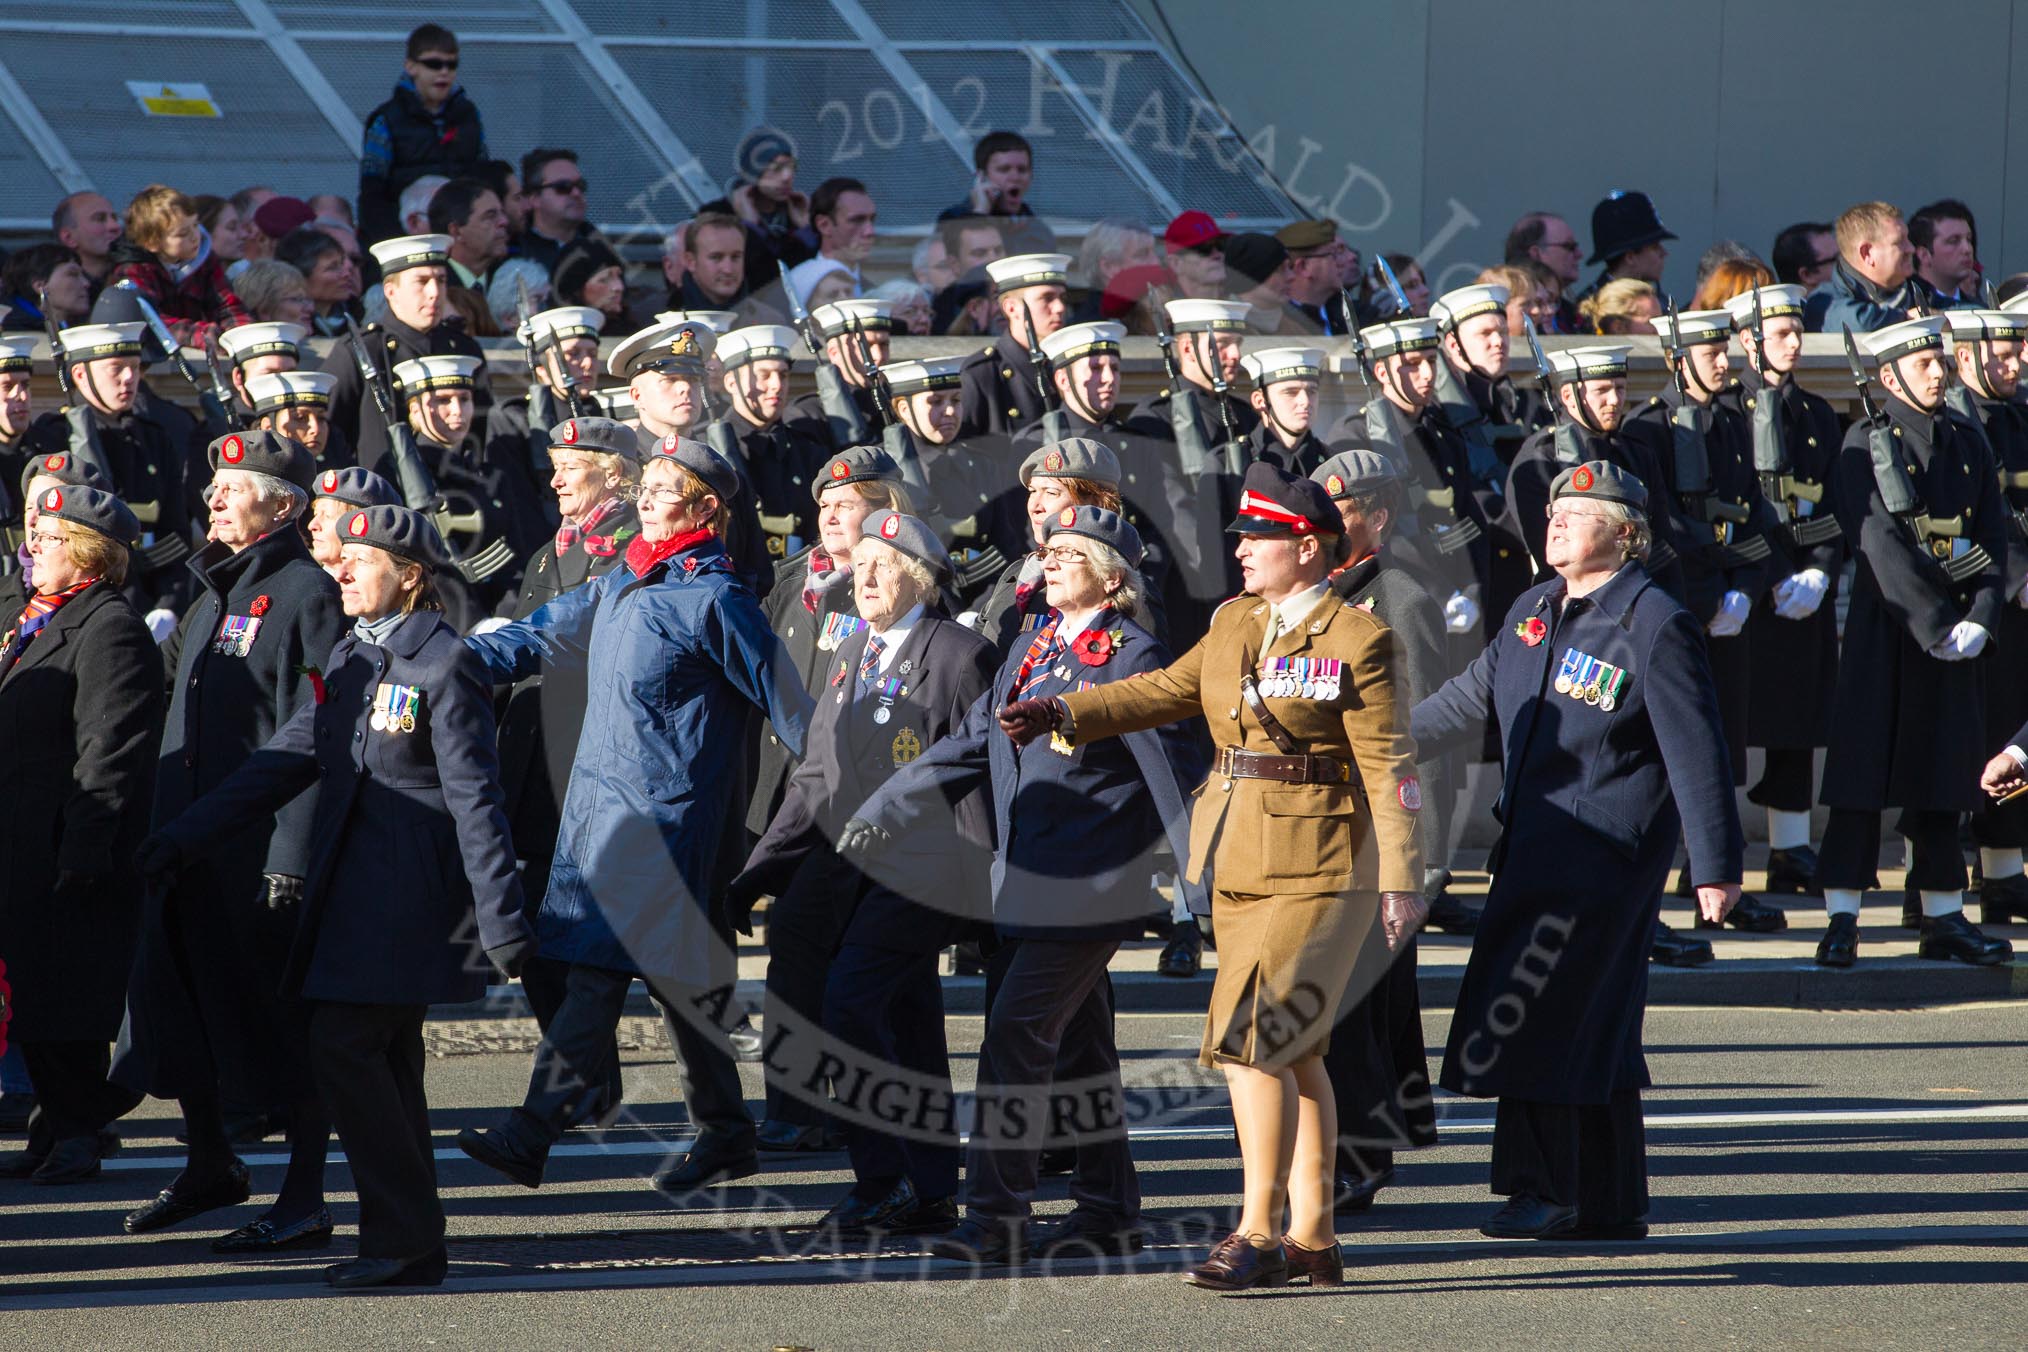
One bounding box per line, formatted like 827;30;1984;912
1199;887;1383;1069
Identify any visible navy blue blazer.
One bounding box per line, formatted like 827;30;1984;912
161;610;529;1006
1412;561;1742;1102
859;610;1209;940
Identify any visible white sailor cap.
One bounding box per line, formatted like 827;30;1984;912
1038;321;1124;366
1649;308;1733;347
1722;284;1807;328
1859;315;1948;365
392;353;482;394
882;355;966;397
0;334;35;373
1430;283;1508;332
246;369;337;414
369;233;452;276
654;309;739;335
716;324;800;370
811;297;894;339
1240;346;1326;384
216;321;306;366
56;322;146;361
520;305;604;346
2003;293;2028;318
593;385;637;421
1164;298;1252;333
608;318;715;379
1546;345;1631;384
1357;319;1441;360
985;252;1072;293
1944;309;2028;344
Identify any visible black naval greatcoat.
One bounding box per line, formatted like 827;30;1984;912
1822;397;2007;814
1124;383;1261;613
1973;393;2028;842
24;401;195;611
958;334;1051;440
394;430;553;629
319;312;489;471
786;381;882;456
1240;421;1334;478
1503;418;1689;604
722;411;832;563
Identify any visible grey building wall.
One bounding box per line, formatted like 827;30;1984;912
1128;0;2026;300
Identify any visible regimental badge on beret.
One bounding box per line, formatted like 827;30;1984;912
44;454;64;471
880;514;901;539
561;420;579;444
1043;448;1065;472
661;434;681;454
1326;473;1344;496
321;470;340;492
830;459;850;480
221;434;245;465
42;488;61;512
348;511;369;537
669;330;701;359
1573;465;1594;491
1058;505;1077;527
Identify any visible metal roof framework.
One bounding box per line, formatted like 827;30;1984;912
0;0;1296;239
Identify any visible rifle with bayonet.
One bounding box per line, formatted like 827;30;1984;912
1375;255;1413;318
1523;316;1587;469
780;258;871;448
514;275;593;451
42;287;108;481
201;333;245;432
844;314;928;501
1020;297;1067;443
1842;324;1988;583
1743;287;1789;509
1660;300;1714;521
110;279;232;434
1149;298;1217;483
1202;334;1243;476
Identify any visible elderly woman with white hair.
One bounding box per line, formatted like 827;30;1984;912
849;506;1204;1265
116;430;348;1253
1411;459;1742;1243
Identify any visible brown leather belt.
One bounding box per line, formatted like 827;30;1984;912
1216;746;1350;785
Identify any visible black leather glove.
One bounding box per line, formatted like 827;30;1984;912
836;817;890;861
264;873;305;910
487;934;536;980
135;833;184;885
997;697;1063;747
725;873;765;937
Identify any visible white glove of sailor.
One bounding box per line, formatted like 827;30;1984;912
143;607;178;643
1443;590;1480;634
1928;620;1990;661
1772;568;1829;621
1705;589;1751;638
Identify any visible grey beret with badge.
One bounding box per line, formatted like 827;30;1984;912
647;433;743;500
311;465;401;510
36;483;141;548
1550;459;1649;513
549;415;642;459
1020;436;1120;489
21;451;114;502
811;444;902;501
339;503;453;568
860;509;953;577
1311;448;1401;500
1044;503;1144;569
208;429;317;492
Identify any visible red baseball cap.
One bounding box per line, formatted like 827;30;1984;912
1164;210;1227;253
252;195;316;241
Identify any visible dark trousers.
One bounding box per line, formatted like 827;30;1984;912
1819;807;1965;892
1749;747;1817;814
1324;935;1436;1179
760;859;848;1126
17;1040;141;1146
822;941;958;1200
307;1001;441;1259
520;956;622;1110
518;962;753;1150
967;937;1137;1226
1490;1088;1647;1224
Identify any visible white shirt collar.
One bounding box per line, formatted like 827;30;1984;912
1272;582;1329;637
866;602;925;674
1056;605;1105;642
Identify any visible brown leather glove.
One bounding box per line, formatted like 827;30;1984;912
997;697;1063;747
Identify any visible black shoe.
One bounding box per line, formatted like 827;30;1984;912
213;1207;336;1254
1037;1146;1076;1177
0;1092;34;1133
124;1159;252;1234
1563;1217;1650;1241
1480;1194;1579;1239
815;1177;955;1236
1979;873;2028;926
756;1120;838;1153
0;1146;47;1179
1815;912;1859;968
325;1247;447;1290
29;1135;104;1184
1917;911;2014;966
1696;891;1788;933
1650;922;1713;967
1764;846;1823;897
930;1215;1028;1264
653;1141;758;1192
728;1014;764;1063
1033;1211;1144;1259
1157;920;1203;977
1424;892;1481;936
1901;885;1922;931
456;1124;546;1189
1333;1165;1394;1214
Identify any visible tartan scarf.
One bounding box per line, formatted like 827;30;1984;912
4;578;96;663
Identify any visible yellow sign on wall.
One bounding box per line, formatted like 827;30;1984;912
125;82;221;118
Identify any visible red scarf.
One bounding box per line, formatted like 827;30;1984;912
626;525;716;577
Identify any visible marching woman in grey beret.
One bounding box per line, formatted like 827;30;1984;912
140;504;533;1289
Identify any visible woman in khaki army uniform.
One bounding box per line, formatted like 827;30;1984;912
1001;461;1425;1291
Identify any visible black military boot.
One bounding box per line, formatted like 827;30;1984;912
1900;884;1921;931
1650;922;1713;967
1978;873;2028;926
1814;912;1860;968
1917;912;2014;966
1763;846;1823;897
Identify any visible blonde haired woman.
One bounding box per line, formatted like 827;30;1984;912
1580;278;1661;335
